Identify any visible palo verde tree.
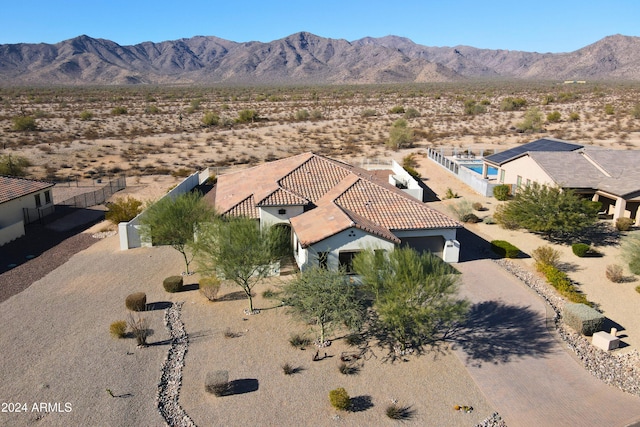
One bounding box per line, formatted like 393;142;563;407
352;247;469;354
494;182;600;238
193;216;289;312
0;154;31;176
139;191;214;274
283;266;366;344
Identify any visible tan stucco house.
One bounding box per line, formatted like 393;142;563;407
208;152;461;270
483;138;640;224
0;176;55;245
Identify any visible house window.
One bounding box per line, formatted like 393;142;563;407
526;179;531;187
516;176;522;187
44;190;51;204
499;169;505;183
338;251;359;274
318;252;329;269
278;208;286;215
35;193;42;208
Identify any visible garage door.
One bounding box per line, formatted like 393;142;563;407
401;236;444;256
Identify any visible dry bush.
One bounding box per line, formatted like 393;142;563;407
605;264;624;283
109;320;127;338
125;292;147;312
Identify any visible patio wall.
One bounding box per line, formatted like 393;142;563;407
427;148;498;197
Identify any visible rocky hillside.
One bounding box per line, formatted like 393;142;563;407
1;32;639;85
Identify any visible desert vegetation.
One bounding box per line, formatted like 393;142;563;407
1;82;640;182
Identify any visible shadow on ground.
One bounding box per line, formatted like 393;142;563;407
452;300;557;367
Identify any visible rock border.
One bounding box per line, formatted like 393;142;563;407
156;302;196;427
495;259;640;396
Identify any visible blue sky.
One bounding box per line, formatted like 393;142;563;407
1;1;638;53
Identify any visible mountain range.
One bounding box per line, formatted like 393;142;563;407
1;32;639;85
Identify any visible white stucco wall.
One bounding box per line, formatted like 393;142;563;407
295;227;395;271
500;156;555;186
259;205;305;228
0;189;53;228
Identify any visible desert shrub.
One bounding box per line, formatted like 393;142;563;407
125;292;147;312
145;105;160;114
163;276;183;293
388;105;405;114
516;107;543;132
632;103;640;119
569;112;580;122
282;363;296;375
472;202;483;211
289;333;311;349
449;200;472;221
344;333;364;346
546;111;561;122
111;106;127;115
386;403;413;420
387;118;413;150
563;303;603;336
110;320;127;338
461;213;481;223
404;107;421;118
202;111;220;127
621;234;640;275
12;116;38;131
127;315;149;346
605;264;624;283
105;196;143;224
236;109;258;123
463;99;486;115
615;217;634;232
262;288;281;299
493;184;510;201
199;276;221;301
329;387;351;411
636;285;640;294
294;109;310;120
205;370;231;396
538;264;590;305
604;104;615;115
500;97;527;111
361;109;377;117
79;110;93;121
532;245;560;269
483;216;496;224
310;109;323;119
338;362;359;375
0;154;31;176
445;188;458;199
572;243;591;257
490;240;520;258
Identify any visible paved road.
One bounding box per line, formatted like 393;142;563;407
453;258;640;427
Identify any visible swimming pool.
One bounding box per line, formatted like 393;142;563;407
461;164;498;175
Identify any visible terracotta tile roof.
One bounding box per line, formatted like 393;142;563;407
335;178;460;230
226;195;259;218
279;155;352;202
212;152;461;247
256;187;308;206
0;176;54;205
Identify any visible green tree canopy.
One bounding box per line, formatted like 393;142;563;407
494;182;600;238
283;266;366;344
139;191;214;274
353;247;468;354
0;155;31;176
387;118;414;150
193;216;289;312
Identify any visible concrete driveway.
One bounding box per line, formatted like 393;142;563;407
452;258;640;427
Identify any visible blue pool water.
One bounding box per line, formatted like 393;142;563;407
462;164;498;175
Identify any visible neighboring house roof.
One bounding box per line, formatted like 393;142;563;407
511;148;640;199
0;176;54;205
484;138;583;166
212;152;460;248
